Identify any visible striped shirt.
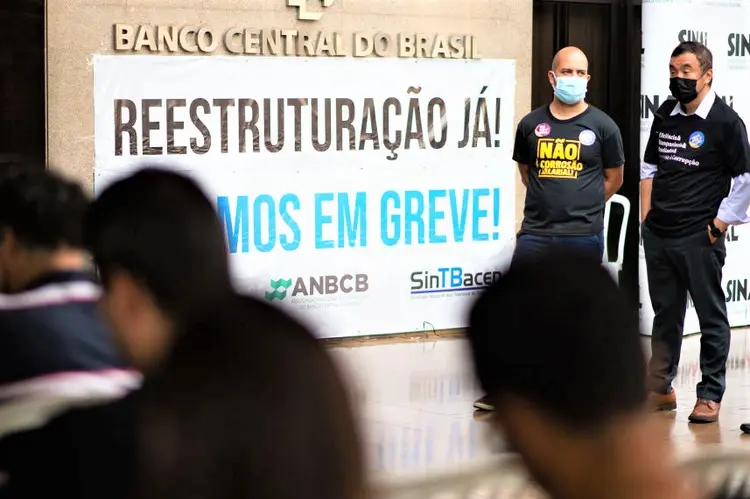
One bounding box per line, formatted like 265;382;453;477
0;271;141;498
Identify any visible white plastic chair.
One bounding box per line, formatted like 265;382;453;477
603;193;631;283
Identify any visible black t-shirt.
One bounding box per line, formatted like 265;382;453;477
644;97;750;237
513;105;625;236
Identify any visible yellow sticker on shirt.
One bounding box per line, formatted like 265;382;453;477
536;138;584;179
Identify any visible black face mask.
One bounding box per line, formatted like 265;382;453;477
669;77;700;105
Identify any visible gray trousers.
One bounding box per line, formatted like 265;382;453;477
642;224;729;402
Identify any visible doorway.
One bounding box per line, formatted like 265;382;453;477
532;0;641;306
0;1;45;167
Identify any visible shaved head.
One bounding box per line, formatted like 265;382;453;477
547;46;591;106
551;46;589;73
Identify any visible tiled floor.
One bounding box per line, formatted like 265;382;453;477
330;328;750;480
657;328;750;457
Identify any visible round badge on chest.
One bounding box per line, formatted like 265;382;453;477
578;129;596;146
688;131;704;149
534;123;551;137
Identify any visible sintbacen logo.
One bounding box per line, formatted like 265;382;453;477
727;32;750;69
678;29;708;46
266;273;368;309
641;94;669;123
687;278;750;309
409;267;500;298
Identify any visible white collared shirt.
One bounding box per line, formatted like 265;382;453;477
669;88;715;119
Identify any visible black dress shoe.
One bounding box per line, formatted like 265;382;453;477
740;423;750;434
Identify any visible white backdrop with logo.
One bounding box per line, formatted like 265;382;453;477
640;0;750;335
93;56;517;338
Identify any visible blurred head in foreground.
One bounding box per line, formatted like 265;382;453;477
84;168;233;370
135;294;367;499
0;167;89;292
86;168;366;499
466;250;694;499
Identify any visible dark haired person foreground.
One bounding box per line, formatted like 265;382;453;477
134;293;366;499
641;41;750;424
84;168;367;499
466;250;703;499
0;168;138;498
84;169;233;370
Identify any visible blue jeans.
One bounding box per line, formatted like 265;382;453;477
512;232;605;267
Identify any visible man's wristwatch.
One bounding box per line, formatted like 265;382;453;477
709;220;724;238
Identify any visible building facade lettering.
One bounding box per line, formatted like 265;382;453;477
113;25;481;59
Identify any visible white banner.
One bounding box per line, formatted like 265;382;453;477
93;55;517;338
640;0;750;336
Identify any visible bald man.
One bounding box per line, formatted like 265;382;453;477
473;46;625;412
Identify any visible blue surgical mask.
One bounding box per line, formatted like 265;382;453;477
554;76;588;105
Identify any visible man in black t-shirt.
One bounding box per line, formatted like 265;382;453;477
473;46;625;412
510;46;625;265
641;42;750;424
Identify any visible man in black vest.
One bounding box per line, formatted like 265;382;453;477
641;42;750;424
